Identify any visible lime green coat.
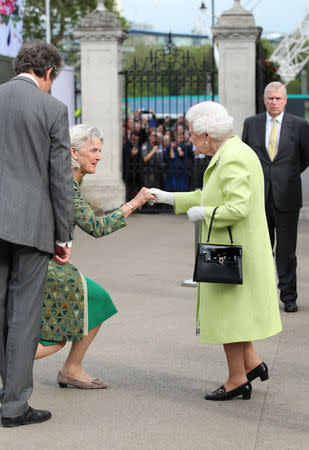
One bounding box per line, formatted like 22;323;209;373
174;136;282;344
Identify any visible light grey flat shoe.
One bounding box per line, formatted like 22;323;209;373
57;371;108;389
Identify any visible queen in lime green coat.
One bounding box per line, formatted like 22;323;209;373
148;101;282;401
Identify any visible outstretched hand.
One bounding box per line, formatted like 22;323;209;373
54;245;71;265
133;187;156;208
147;188;175;206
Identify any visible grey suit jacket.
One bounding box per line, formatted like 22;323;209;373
242;112;309;212
0;76;74;253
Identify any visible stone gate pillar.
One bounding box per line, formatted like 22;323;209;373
212;0;261;136
74;1;127;211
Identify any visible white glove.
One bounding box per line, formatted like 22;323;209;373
187;206;205;222
147;188;175;206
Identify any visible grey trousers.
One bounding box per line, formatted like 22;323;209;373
0;239;49;417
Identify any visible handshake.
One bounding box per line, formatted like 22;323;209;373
146;188;205;222
146;188;175;206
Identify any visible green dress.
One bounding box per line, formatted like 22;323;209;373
40;179;127;345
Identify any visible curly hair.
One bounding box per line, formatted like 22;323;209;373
186;101;234;141
13;40;64;80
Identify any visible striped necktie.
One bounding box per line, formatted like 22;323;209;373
268;118;277;161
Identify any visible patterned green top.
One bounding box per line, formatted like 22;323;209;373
73;179;127;237
40;180;127;343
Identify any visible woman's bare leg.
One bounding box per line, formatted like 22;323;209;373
60;324;102;383
223;342;247;391
243;342;262;373
35;342;66;360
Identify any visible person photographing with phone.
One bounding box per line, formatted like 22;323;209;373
141;130;164;188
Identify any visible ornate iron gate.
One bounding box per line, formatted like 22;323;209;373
121;35;214;208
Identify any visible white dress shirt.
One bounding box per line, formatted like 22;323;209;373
265;111;284;155
18;73;39;87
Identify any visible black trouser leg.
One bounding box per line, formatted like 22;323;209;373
0;241;49;417
0;240;10;394
266;196;299;303
265;200;275;250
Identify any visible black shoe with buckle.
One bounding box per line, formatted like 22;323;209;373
1;406;52;427
247;362;269;382
205;381;252;401
284;301;298;313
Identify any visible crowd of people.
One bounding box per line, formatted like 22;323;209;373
122;109;210;200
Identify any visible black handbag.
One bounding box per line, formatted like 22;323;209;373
193;207;243;284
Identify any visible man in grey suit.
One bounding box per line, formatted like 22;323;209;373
242;81;309;313
0;40;74;427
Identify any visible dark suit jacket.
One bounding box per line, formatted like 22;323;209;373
242;112;309;212
0;76;74;253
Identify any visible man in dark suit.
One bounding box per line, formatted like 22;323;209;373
242;81;309;313
0;41;74;426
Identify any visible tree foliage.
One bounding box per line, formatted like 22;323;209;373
261;38;309;94
22;0;128;64
286;61;309;94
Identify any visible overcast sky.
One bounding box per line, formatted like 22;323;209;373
120;0;309;35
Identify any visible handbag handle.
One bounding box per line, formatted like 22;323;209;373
206;207;234;244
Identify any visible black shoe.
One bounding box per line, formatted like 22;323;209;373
247;362;269;382
284;301;298;313
205;381;252;401
1;406;52;427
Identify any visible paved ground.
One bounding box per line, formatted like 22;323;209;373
1;214;309;449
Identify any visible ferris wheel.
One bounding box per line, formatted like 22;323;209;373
270;7;309;84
